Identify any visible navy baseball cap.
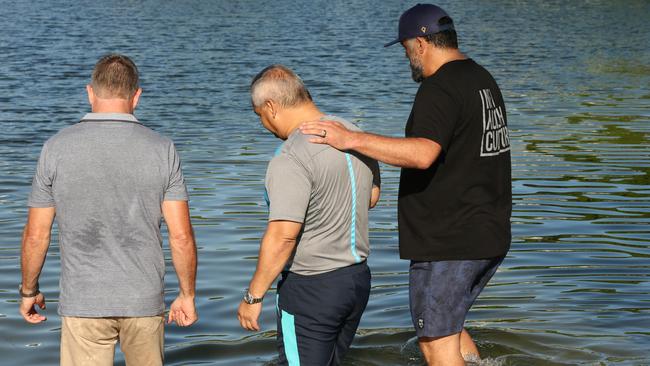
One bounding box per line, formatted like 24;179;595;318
384;4;454;47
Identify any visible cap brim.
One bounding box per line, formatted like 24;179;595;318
384;39;401;47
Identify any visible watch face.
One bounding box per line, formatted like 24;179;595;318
243;291;261;304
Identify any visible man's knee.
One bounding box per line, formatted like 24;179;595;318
418;332;464;366
419;332;460;349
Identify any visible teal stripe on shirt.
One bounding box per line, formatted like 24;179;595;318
345;153;361;263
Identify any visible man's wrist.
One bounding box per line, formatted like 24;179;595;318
19;283;40;298
243;288;264;304
178;290;195;298
347;131;364;151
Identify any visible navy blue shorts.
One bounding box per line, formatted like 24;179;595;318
276;261;371;366
409;256;504;338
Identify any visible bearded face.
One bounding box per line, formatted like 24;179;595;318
403;40;425;83
409;53;425;83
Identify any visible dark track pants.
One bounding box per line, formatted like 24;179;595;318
276;261;371;366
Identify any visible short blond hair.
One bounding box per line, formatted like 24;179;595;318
91;54;139;99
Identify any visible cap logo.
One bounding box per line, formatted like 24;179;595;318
421;26;427;33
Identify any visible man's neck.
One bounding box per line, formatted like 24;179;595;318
91;98;134;114
279;103;324;139
424;48;467;78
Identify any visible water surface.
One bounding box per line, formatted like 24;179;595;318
1;1;649;365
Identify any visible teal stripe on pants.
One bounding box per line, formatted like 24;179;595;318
281;310;300;365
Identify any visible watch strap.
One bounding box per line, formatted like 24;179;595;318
243;289;264;304
19;283;40;298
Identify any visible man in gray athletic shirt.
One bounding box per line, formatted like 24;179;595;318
237;65;381;365
19;54;197;366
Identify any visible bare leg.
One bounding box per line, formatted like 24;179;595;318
418;332;464;366
460;328;481;362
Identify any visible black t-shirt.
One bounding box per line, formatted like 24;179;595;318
398;59;512;260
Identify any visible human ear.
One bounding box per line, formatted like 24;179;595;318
86;85;94;106
131;88;143;111
416;37;426;53
265;100;277;119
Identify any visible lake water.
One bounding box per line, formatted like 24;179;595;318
1;1;649;365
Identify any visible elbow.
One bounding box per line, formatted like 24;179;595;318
274;236;297;255
22;229;50;248
23;236;50;250
413;157;435;170
170;232;192;242
169;232;195;248
279;237;297;250
412;149;439;170
410;139;441;169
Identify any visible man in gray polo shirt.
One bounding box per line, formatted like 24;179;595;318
19;54;198;366
237;65;381;365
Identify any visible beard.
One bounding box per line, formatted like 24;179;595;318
408;55;424;83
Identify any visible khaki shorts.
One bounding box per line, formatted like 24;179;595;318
60;315;164;366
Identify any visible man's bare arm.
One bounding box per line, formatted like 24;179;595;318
162;200;198;326
249;220;301;297
300;121;441;169
21;207;55;292
238;220;302;331
20;207;55;323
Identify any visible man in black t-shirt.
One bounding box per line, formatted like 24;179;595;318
300;3;511;365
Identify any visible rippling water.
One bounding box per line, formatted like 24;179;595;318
1;1;649;365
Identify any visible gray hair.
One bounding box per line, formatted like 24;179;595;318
250;65;312;108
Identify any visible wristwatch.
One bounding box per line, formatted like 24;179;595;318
242;289;263;304
19;283;40;298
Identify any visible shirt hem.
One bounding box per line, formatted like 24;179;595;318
268;214;305;223
163;196;189;201
27;201;55;208
58;299;165;318
399;247;510;261
58;305;165;318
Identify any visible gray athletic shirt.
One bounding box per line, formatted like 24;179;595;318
266;116;380;275
28;113;188;317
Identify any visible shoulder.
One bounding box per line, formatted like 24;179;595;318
414;77;456;107
131;123;175;147
289;115;360;158
41;123;84;151
44;121;175;155
267;153;307;181
282;130;327;165
435;59;494;87
416;60;485;103
326;115;362;132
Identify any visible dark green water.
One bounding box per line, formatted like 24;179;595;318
1;1;649;365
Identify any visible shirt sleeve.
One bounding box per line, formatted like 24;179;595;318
370;159;381;188
407;82;460;152
164;142;189;201
27;143;55;208
266;154;311;223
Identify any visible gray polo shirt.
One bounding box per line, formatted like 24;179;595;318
266;116;380;276
28;113;188;317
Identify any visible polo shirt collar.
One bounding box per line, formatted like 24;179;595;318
80;113;140;123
